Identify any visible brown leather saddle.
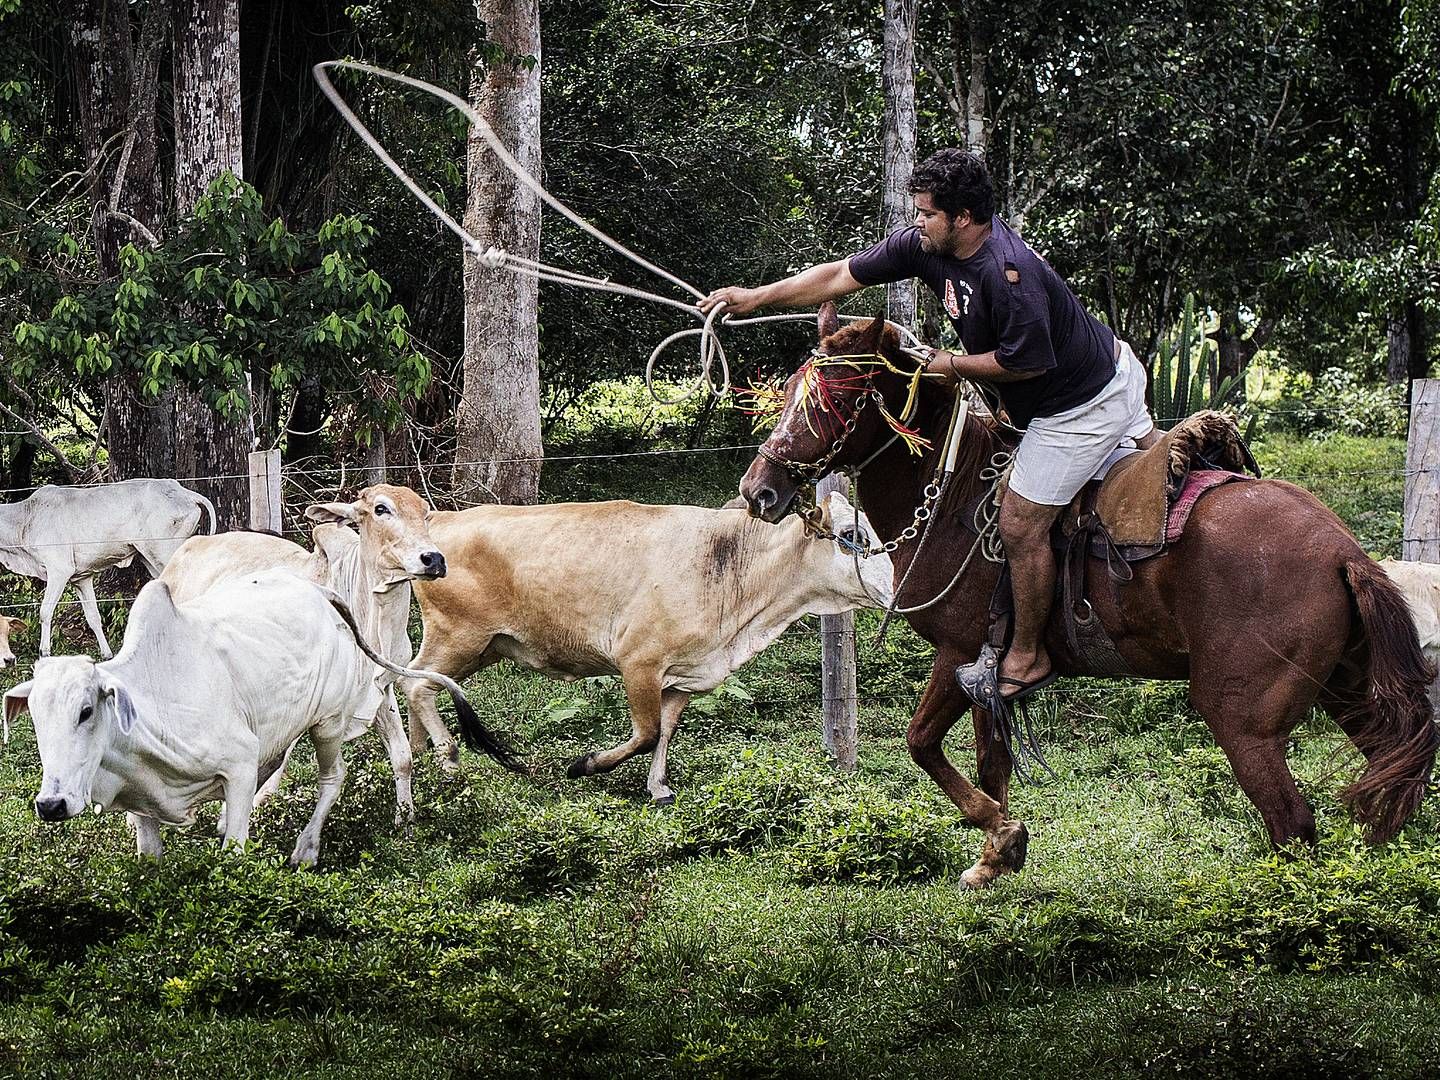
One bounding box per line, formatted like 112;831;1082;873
990;411;1261;678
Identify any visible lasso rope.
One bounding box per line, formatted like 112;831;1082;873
312;60;926;404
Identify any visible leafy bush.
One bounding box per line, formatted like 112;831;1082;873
1265;367;1408;439
674;750;816;855
1173;839;1440;977
783;790;959;886
473;803;627;902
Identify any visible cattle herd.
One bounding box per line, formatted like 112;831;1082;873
0;479;893;865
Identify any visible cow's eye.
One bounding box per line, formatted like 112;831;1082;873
374;504;392;516
78;705;93;723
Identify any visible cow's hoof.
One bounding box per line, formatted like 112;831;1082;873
651;794;676;808
566;753;595;780
436;745;461;774
395;812;416;840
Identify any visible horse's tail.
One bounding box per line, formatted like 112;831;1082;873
1339;558;1438;842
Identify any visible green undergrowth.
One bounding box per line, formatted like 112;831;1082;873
1;430;1436;1076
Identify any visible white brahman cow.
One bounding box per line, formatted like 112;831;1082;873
403;490;893;803
1380;559;1440;664
160;484;444;830
3;571;522;867
0;479;215;658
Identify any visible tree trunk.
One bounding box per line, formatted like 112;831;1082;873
172;0;254;528
881;0;918;333
1388;300;1428;386
65;0;180;489
454;0;543;505
963;15;989;157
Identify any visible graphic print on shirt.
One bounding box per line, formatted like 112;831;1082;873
943;278;973;319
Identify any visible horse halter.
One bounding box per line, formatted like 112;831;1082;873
753;349;930;484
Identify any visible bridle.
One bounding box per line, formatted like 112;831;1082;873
754;346;1009;623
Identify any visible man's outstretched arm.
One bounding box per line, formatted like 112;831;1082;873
698;259;864;316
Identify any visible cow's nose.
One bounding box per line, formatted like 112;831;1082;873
0;656;11;668
35;796;69;822
420;550;446;577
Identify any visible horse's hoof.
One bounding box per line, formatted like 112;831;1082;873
959;863;999;890
566;753;594;780
994;820;1029;872
651;794;676;808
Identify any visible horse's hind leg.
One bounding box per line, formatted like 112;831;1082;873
1191;669;1318;849
911;651;1027;888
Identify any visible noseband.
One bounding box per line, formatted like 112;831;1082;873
756;349;932;484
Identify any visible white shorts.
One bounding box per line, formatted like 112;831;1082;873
1007;340;1156;506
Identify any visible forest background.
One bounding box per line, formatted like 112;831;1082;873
0;0;1436;515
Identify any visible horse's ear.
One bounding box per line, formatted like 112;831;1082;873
817;301;840;341
863;305;889;350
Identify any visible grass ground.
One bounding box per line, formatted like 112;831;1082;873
0;413;1433;1078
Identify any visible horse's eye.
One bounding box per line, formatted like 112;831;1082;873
78;705;93;724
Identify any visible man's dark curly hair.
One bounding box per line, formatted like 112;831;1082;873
908;149;994;223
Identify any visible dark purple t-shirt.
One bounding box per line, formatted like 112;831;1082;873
848;219;1115;428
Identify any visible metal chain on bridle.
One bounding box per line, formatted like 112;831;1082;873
762;350;1011;622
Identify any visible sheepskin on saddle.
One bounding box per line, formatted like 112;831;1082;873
1059;409;1260;560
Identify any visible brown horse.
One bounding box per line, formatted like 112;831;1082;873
739;303;1437;887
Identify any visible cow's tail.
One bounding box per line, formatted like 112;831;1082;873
1339;558;1439;842
319;588;527;774
191;490;217;535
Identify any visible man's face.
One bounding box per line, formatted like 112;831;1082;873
913;192;965;256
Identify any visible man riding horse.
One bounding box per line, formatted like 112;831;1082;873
701;148;1160;709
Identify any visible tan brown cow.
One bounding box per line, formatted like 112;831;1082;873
404;490;893;803
0;615;28;669
159;484;446;830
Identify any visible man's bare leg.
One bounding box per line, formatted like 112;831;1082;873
996;491;1065;696
1134;425;1161;450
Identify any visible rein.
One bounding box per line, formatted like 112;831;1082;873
763;348;1009;622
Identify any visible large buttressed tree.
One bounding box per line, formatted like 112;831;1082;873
454;0;543;505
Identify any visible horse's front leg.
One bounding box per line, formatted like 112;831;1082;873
907;651;1028;889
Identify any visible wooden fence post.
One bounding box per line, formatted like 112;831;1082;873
817;472;859;770
248;449;282;533
1404;380;1440;563
1402;379;1440;714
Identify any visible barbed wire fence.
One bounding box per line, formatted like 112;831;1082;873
0;388;1433;761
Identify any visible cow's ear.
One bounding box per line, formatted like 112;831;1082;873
5;617;26;632
101;681;138;735
3;680;32;744
817;301;840;341
305;501;360;525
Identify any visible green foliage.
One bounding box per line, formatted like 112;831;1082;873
783;790;958;886
1265;367;1409;440
673;750;814;855
7;175;428;444
1152;295;1249;430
